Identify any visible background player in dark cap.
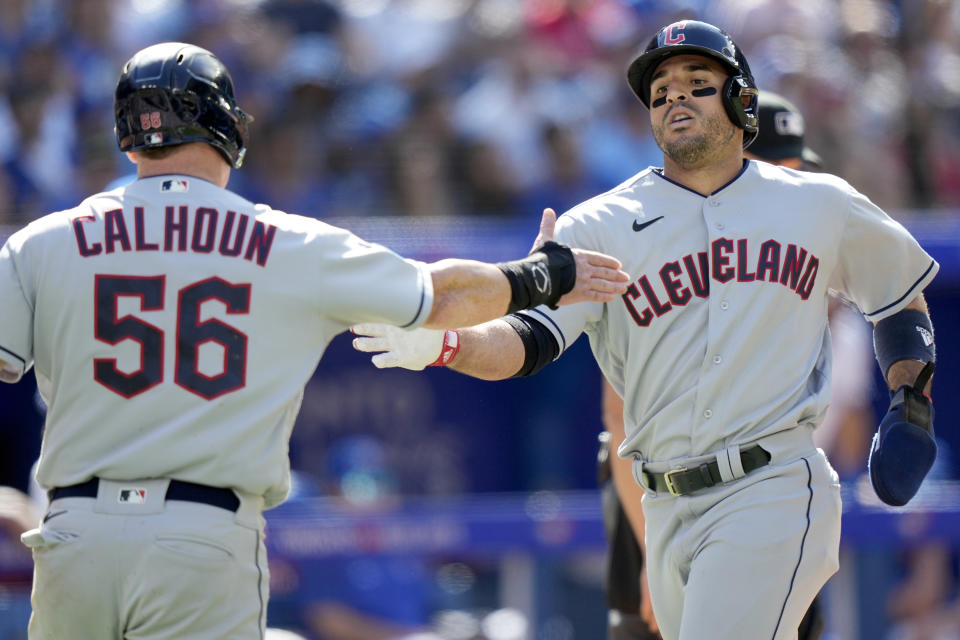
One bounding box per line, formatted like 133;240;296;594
744;92;823;170
596;89;835;640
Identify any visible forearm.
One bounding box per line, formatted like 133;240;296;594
424;260;510;329
881;295;933;392
422;220;630;329
447;319;525;381
868;293;937;507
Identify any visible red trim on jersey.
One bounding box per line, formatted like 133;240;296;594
93;274;166;398
174;276;251;400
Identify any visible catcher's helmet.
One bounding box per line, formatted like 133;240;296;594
627;20;759;148
115;42;253;169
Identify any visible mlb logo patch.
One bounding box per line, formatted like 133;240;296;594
161;179;189;193
118;488;147;504
774;111;805;137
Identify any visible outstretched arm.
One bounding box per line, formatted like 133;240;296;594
446;320;526;381
352;318;525;381
354;209;627;377
422;208;629;329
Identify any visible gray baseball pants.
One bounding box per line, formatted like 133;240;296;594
22;478;268;639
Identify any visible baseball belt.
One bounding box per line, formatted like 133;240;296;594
49;477;240;512
643;444;771;497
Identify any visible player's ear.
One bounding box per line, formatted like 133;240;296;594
125;151;139;165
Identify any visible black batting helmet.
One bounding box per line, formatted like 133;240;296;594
627;20;759;148
115;42;253;169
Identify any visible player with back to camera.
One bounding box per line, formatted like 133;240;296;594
596;90;843;640
0;42;630;639
352;20;940;640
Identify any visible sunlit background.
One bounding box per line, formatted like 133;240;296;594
1;1;959;639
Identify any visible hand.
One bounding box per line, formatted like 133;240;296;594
532;208;630;306
529;207;560;254
869;379;936;506
351;323;445;370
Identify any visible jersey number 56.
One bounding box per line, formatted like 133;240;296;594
94;274;250;400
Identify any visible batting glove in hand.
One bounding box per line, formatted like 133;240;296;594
351;323;453;370
868;362;936;506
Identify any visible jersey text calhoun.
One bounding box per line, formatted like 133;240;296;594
72;203;277;266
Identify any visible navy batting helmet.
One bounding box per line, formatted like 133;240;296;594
627;20;759;148
115;42;253;169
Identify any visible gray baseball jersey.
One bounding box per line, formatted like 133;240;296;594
520;160;937;464
0;175;432;509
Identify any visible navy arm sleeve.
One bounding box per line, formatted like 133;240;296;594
503;314;560;377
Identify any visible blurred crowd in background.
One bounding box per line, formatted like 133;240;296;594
2;1;960;639
0;0;958;227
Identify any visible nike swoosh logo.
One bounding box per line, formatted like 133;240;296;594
632;216;664;232
43;510;67;523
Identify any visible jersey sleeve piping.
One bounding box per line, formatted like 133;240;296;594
864;259;938;320
526;308;567;355
401;286;426;328
400;261;434;329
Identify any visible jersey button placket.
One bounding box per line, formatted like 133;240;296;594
697;198;723;432
709;197;724;230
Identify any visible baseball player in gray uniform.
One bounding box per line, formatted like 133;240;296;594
0;43;629;639
598;89;833;640
352;20;940;640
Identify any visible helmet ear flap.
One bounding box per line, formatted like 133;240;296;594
722;75;759;148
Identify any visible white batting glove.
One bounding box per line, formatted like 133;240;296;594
351;323;460;370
